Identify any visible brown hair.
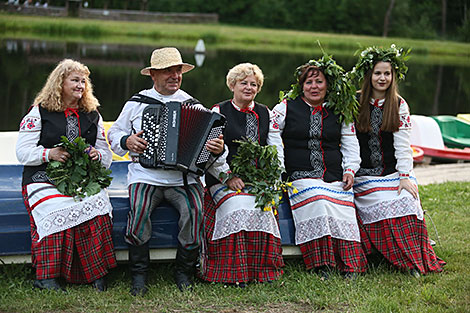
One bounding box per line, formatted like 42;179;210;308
356;63;400;133
297;65;325;93
33;59;99;112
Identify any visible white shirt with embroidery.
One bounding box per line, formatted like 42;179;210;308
270;99;361;176
210;100;284;180
107;87;227;187
16;105;112;168
371;98;413;176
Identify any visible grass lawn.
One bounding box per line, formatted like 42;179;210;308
0;181;469;312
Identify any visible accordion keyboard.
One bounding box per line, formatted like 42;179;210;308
196;125;225;165
140;104;167;168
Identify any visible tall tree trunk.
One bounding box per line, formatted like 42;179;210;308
383;0;396;37
441;0;447;38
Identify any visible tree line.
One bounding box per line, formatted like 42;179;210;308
44;0;470;42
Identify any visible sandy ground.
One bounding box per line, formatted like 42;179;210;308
414;162;470;185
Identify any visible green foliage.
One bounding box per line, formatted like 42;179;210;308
73;0;470;43
279;46;359;125
221;138;290;211
46;136;112;199
348;44;412;88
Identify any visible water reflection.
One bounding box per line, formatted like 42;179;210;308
1;38;469;131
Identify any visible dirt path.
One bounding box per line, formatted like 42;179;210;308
414;162;470;185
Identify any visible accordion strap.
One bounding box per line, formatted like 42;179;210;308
129;93;164;105
182;172;194;210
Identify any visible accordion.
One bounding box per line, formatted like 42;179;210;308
140;100;226;176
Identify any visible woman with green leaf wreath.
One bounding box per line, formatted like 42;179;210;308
16;59;116;292
271;53;367;277
350;45;445;277
200;63;284;286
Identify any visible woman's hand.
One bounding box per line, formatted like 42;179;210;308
226;176;245;191
398;178;418;199
48;147;70;163
126;130;148;154
206;134;224;155
86;146;100;161
342;173;354;190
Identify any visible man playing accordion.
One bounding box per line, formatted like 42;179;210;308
108;47;225;294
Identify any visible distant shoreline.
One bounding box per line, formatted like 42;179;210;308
1;12;470;63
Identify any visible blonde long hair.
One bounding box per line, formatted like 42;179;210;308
356;63;400;133
33;59;100;112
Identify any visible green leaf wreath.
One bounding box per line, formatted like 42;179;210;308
279;44;359;125
348;44;411;87
46;136;113;199
219;138;296;212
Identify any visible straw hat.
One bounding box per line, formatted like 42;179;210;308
140;47;195;76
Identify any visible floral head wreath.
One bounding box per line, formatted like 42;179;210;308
279;50;359;125
349;44;411;87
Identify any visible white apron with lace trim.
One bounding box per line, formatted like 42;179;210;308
27;182;113;241
288;178;360;245
353;171;423;225
209;184;281;241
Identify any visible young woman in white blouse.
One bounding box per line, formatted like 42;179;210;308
352;45;445;276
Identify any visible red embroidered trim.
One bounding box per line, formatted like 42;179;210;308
291;195;355;210
345;168;355;175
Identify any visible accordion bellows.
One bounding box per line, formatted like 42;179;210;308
140;101;226;176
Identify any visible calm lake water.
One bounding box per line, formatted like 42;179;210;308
1;38;469;131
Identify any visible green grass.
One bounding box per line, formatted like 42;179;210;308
1;13;470;66
0;181;469;312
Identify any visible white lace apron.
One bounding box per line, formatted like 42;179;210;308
288;178;361;245
353;171;423;225
27;182;113;241
210;184;281;241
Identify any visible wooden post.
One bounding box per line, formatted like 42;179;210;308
66;0;82;17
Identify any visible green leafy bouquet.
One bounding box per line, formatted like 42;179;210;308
46;136;113;199
220;138;296;212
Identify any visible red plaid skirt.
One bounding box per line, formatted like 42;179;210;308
23;187;117;283
299;235;367;272
358;214;445;274
200;191;284;283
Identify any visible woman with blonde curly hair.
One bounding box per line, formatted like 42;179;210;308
16;59;116;292
200;63;284;286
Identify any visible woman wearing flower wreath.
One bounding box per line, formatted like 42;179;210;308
270;54;367;276
351;45;445;276
16;59;116;291
200;63;284;286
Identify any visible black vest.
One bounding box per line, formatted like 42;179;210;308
356;103;397;176
282;97;343;182
205;100;270;187
22;106;100;186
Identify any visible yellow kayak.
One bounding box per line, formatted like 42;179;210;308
103;121;130;161
457;113;470;124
